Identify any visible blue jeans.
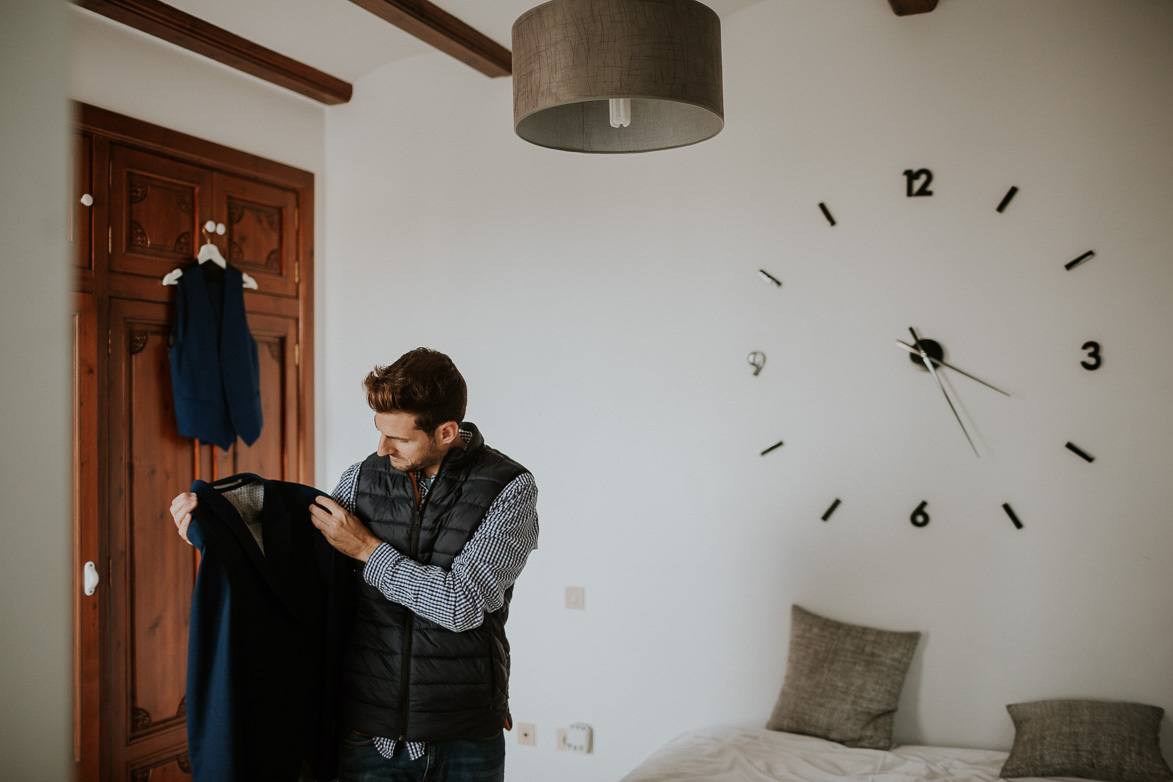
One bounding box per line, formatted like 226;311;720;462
337;731;505;782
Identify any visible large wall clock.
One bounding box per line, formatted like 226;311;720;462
749;167;1108;532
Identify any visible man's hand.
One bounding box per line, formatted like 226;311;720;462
170;492;198;545
309;496;382;562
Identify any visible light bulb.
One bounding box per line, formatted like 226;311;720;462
609;98;631;129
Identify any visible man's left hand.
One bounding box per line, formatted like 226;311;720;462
309;496;382;562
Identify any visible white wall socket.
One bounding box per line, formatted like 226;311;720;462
565;586;584;610
517;722;536;746
566;722;593;754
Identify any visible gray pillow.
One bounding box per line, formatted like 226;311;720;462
766;605;921;750
1001;699;1173;782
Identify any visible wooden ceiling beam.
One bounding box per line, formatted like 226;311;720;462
76;0;354;105
345;0;511;78
888;0;939;15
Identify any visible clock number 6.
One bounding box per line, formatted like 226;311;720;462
1081;341;1102;370
910;500;930;528
903;168;934;197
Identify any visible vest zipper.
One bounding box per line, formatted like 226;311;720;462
400;475;428;737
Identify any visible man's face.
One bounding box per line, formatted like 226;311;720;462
374;411;445;476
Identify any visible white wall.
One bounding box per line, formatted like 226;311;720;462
324;2;1173;781
0;1;72;776
69;7;332;479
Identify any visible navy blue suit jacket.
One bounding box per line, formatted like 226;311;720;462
185;473;355;782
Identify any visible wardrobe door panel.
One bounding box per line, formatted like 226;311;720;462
72;291;101;781
107;298;197;776
214;314;299;482
214;172;299;298
109;145;213;281
72;131;96;277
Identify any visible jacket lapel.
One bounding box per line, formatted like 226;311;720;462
195;474;304;622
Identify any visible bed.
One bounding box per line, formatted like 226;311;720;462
618;725;1011;782
617;606;1172;782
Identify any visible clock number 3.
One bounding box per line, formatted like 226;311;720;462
903;168;934;197
1081;341;1102;370
910;500;930;528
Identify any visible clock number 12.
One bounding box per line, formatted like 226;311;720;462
903;168;934;197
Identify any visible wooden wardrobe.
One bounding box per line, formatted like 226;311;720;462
71;103;316;781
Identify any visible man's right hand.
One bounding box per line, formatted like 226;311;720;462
170;492;198;545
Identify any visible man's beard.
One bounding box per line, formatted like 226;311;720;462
387;441;443;474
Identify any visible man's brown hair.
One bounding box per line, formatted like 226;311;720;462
363;348;467;433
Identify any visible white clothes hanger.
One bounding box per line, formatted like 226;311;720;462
197;240;227;268
162;220;258;289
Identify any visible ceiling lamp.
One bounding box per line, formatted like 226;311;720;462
512;0;724;153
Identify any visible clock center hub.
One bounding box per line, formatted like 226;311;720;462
908;338;944;370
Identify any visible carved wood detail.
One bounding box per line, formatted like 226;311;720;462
267;340;283;362
129;220;148;249
131;706;151;732
128;330;150;355
129;749;193;780
129;695;186;734
129;180;149;205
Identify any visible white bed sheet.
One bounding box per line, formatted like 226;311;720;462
618;726;1016;782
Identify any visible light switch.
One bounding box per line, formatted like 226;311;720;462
517;722;536;746
565;586;584;610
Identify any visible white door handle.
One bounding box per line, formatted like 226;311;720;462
83;561;99;596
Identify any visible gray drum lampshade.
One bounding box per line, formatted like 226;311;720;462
512;0;724;153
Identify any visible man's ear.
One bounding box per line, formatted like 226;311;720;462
435;421;460;445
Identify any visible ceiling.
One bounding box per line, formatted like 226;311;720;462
159;0;769;86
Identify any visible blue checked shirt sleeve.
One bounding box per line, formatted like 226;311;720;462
331;462;361;513
361;472;539;633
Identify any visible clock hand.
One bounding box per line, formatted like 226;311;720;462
894;340;1011;396
909;327;980;457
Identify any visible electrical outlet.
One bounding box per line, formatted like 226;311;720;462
567;722;593;754
565;586;584;610
556;728;568;751
517;723;536;746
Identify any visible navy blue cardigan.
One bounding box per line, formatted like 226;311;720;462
185;474;354;782
170;262;263;450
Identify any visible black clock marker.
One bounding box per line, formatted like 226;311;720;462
1081;341;1102;370
996;186;1019;213
818;202;836;226
760;440;784;456
821;499;841;522
1002;503;1024;530
903;168;934;197
1065;250;1095;271
1065;441;1095;462
910;500;930;527
757;269;783;287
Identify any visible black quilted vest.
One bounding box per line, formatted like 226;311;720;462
338;423;527;741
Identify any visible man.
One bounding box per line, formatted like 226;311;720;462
172;347;539;782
